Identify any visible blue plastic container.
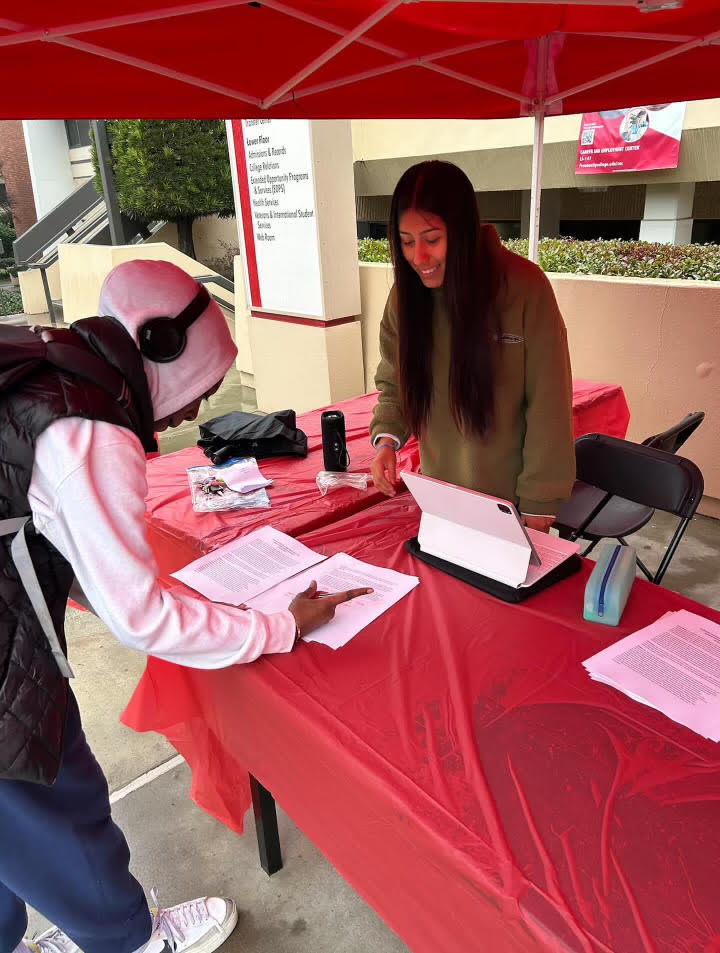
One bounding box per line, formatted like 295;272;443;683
583;541;636;626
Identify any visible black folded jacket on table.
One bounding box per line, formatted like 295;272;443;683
197;409;308;465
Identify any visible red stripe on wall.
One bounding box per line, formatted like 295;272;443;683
251;311;355;328
232;119;262;308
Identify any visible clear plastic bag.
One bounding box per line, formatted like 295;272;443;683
188;459;271;512
316;470;370;496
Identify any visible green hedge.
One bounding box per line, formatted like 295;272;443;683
358;236;720;281
0;288;23;316
0;221;16;255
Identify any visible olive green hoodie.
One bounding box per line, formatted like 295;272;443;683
370;227;575;515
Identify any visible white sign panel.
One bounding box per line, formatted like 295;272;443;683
230;118;324;318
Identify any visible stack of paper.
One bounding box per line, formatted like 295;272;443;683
583;609;720;741
173;526;419;649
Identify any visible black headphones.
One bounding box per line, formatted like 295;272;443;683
137;284;211;363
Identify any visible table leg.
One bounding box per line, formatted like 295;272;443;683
249;773;283;875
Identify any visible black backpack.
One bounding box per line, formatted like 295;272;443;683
198;409;308;465
0;321;157;784
0;323;155;444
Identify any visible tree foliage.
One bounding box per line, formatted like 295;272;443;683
93;120;234;259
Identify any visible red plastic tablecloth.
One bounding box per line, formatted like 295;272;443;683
144;383;629;576
571;380;630;444
124;495;719;953
144;391;420;576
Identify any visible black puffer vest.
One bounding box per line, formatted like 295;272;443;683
0;317;157;785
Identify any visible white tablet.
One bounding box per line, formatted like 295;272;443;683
401;471;541;588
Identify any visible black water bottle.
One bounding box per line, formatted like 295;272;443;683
321;410;348;472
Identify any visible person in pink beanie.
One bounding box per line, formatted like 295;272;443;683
0;259;368;953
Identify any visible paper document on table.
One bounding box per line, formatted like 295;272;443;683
583;609;720;741
172;525;325;606
220;457;273;494
246;553;419;649
520;530;581;587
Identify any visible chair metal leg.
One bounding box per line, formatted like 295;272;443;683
653;517;692;586
249;773;283;875
634;556;654;581
581;538;599;557
569;490;613;542
616;537;654;581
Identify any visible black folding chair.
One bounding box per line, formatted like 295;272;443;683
554;433;704;585
554;412;704;581
642;411;704;454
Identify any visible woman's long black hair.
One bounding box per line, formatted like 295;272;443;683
389;160;501;437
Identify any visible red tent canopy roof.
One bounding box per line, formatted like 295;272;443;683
2;0;720;118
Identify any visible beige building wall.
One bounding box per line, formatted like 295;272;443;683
18;261;61;314
57;242;233;323
70;145;94;186
147;216;240;280
250;317;364;414
352;100;720;196
352;101;720;163
357;263;720;515
359;263;394;394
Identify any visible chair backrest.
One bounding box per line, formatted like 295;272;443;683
642;411;705;454
575;433;704;519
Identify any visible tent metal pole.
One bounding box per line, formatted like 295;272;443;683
528;34;549;265
547;28;720;105
0;0;247;48
420;0;637;5
262;0;404;108
53;36;260;105
529;109;545;264
259;0;406;57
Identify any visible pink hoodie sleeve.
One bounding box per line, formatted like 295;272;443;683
28;418;296;668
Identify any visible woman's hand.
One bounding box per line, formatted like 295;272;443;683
289;580;373;639
523;514;555;534
371;444;398;497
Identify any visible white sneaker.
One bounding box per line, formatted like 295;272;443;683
147;889;238;953
23;927;79;953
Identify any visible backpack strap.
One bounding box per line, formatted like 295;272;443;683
33;327;134;412
0;517;74;679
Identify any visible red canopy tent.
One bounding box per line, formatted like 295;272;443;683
3;0;720;253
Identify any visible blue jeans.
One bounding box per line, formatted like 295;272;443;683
0;693;152;953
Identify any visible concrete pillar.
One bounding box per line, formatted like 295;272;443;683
520;188;561;240
640;182;695;245
228;119;363;413
21;120;74;218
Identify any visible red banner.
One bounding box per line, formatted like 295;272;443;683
576;103;686;175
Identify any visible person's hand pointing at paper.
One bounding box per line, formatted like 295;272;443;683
289;580;373;640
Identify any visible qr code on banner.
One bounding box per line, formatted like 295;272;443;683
581;128;595;146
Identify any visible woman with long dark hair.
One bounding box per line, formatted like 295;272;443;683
370;160;575;532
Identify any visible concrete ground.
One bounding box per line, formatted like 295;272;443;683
14;308;720;951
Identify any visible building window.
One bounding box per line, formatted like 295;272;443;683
65;120;92;149
559;220;640;241
358;221;388;240
691;220;720;245
492;221;521;241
